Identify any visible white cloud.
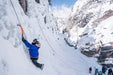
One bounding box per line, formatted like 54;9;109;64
51;5;71;18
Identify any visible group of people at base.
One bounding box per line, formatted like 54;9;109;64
89;66;113;75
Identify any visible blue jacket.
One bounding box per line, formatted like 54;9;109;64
102;66;106;72
95;69;98;73
24;40;40;58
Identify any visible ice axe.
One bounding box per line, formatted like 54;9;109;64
17;24;24;36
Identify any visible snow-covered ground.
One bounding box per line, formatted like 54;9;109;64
0;34;101;75
0;0;102;75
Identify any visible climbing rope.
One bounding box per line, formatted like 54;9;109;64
10;0;27;37
37;21;56;55
10;0;21;24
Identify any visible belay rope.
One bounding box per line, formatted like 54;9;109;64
10;0;21;24
37;21;56;55
10;0;25;36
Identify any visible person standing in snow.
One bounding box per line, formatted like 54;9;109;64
22;35;44;70
89;67;92;73
102;65;107;74
95;68;98;75
98;71;102;75
108;68;112;75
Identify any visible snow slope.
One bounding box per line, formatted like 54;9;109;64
0;0;101;75
0;35;101;75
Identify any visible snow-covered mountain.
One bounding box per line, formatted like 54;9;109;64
65;0;113;65
68;0;113;28
0;0;101;75
51;6;71;33
67;0;113;43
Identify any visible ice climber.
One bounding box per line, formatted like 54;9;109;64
22;35;44;70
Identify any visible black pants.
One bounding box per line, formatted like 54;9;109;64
31;58;42;69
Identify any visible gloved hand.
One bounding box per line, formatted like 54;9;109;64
22;35;26;42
